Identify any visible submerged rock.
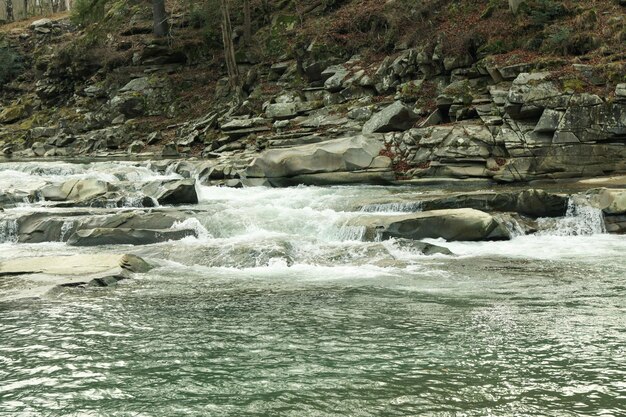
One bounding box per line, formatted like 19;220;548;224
391;238;453;255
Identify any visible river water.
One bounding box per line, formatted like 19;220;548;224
1;161;625;416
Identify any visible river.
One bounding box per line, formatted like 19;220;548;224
1;161;625;416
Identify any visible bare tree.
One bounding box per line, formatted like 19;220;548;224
152;0;169;37
220;0;240;93
243;0;251;46
6;0;14;21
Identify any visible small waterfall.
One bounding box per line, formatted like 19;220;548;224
0;219;19;243
171;218;212;240
59;220;75;242
360;201;422;213
539;196;605;236
496;215;526;238
122;195;146;208
335;225;368;241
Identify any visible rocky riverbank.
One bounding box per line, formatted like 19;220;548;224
1;3;625;188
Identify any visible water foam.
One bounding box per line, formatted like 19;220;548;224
538;196;606;236
0;219;18;243
360;201;422;213
171;218;213;241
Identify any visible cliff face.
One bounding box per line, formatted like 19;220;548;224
0;0;625;185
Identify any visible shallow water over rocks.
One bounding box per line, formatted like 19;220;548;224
0;160;625;416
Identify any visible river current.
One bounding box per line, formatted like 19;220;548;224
0;161;625;416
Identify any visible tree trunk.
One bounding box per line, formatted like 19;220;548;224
152;0;169;37
6;0;14;21
243;0;251;46
220;0;241;94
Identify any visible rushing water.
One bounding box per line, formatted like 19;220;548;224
1;161;625;416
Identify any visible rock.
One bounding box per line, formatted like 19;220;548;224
30;126;58;139
0;254;152;300
347;107;373;121
221;117;268;131
350;208;512;241
67;228;197;246
265;102;299;120
416;189;568;217
587;188;626;215
604;214;626;234
16;210;193;244
29;18;52;29
245;135;388;179
143;179;198;205
362;101;418;134
322;65;349;92
534;109;564;134
147;131;162;145
162;143;179;157
616;84;626;101
40;179;110;203
392;238;454;256
110;94;145;118
120;77;151;93
128;140;145;153
84;85;107;98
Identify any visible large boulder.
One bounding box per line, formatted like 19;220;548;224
245;135;390;180
16;210;192;243
350;208;512;241
143;179;198;205
39;179;110;203
67;228;197;246
587;188;626;215
362;101;419;134
417;189;568;218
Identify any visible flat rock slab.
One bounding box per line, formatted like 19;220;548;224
0;254;151;301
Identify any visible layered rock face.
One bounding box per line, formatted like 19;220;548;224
1;15;625;186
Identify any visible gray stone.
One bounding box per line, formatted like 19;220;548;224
120;77;151;93
67;228;197;246
350;208;512;241
322;65;349;92
265;103;299;120
128;140;145;153
362;101;418;134
143;179;198;205
40;179;110;203
534;109;564;134
0;254;152;300
246;135;387;179
162;143;179;157
587;188;626;215
29;18;52;29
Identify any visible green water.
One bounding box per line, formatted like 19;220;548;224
1;255;625;416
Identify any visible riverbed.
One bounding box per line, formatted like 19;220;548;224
1;161;625;416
